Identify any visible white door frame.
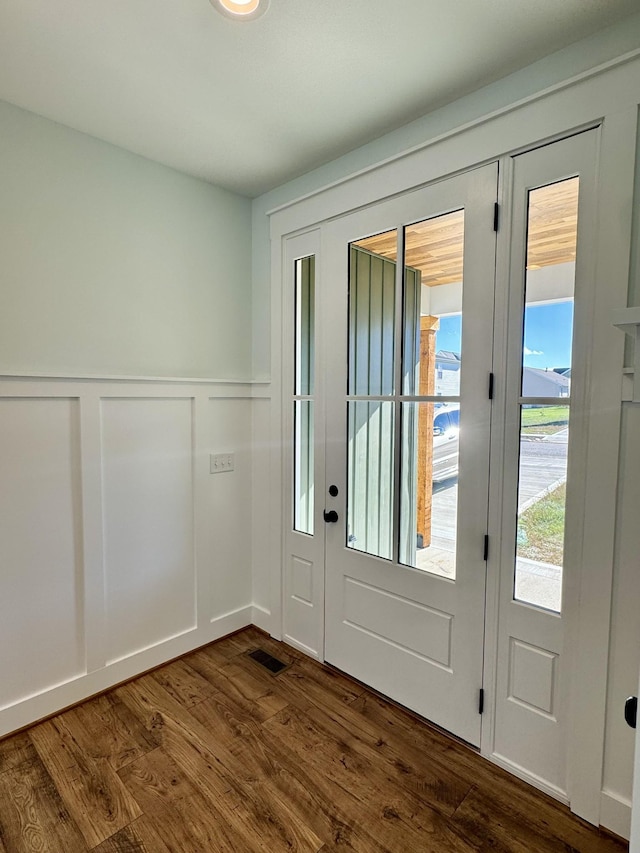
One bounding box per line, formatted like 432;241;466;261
268;53;640;828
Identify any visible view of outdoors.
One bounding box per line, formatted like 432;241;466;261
346;229;397;560
347;213;466;574
514;177;579;611
293;256;315;535
295;178;579;615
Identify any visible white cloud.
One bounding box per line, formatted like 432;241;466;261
523;346;544;356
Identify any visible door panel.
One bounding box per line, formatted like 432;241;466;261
491;130;598;795
283;230;325;659
323;165;498;746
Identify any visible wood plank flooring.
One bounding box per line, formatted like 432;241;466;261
0;628;628;852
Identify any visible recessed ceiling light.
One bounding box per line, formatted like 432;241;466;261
211;0;269;20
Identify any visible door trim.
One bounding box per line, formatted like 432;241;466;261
270;71;639;823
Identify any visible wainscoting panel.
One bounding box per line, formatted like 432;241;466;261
207;397;252;623
101;397;196;664
0;378;256;738
0;397;85;710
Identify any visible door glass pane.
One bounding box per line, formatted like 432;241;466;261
293;254;315;535
515;406;568;611
294;400;314;535
400;402;458;578
520;178;578;399
295;256;315;396
349;231;397;396
398;210;464;576
402;210;464;396
347;400;394;560
514;177;578;611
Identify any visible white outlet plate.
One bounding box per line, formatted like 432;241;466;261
210;452;235;473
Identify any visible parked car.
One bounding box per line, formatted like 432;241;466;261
432;404;459;483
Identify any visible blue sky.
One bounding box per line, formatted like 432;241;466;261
435;315;462;355
521;301;573;369
436;300;574;370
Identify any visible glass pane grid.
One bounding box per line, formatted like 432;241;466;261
347;401;394;560
398;210;464;576
513;176;578;612
293;256;315;535
400;402;459;579
293;400;314;536
349;235;397;397
295;256;315;397
346;209;465;576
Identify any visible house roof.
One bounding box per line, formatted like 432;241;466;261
525;367;571;388
436;351;462;364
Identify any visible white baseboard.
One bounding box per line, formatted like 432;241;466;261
600;789;631;841
210;604;254;636
488;752;569;805
283;633;321;660
251;604;272;633
0;605;253;739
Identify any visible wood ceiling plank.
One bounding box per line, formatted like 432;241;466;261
353;178;579;287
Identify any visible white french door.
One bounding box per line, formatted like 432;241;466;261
321;165;498;746
281;129;599;794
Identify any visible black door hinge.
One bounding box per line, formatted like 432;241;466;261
483;535;489;561
488;372;494;400
479;688;485;715
493;203;499;232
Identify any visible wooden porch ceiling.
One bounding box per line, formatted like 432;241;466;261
353;177;579;287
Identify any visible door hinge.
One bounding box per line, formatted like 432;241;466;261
483;535;489;561
493;203;499;232
488;372;494;400
479;688;485;715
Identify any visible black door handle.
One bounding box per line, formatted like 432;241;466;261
625;696;637;729
624;696;638;729
323;509;339;523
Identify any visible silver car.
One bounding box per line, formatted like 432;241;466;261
432;405;459;484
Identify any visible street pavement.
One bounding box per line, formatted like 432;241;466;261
416;431;566;610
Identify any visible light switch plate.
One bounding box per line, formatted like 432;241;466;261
210;452;235;473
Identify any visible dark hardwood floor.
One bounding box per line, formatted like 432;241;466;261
0;628;628;852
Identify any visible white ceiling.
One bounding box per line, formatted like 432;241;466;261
0;0;637;197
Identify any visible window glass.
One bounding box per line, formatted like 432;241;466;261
514;178;579;611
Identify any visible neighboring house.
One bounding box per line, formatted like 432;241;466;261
434;350;461;395
522;367;571;398
436;355;571;399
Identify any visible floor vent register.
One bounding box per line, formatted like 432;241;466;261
247;648;290;675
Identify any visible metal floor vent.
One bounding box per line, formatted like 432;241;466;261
247;648;289;675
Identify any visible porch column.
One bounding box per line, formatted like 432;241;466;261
417;315;439;548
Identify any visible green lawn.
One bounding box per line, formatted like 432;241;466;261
521;405;569;435
517;482;566;566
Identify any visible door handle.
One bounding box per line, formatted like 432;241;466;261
323;509;339;523
625;696;637;729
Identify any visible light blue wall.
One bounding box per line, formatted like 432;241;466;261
0;99;252;379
